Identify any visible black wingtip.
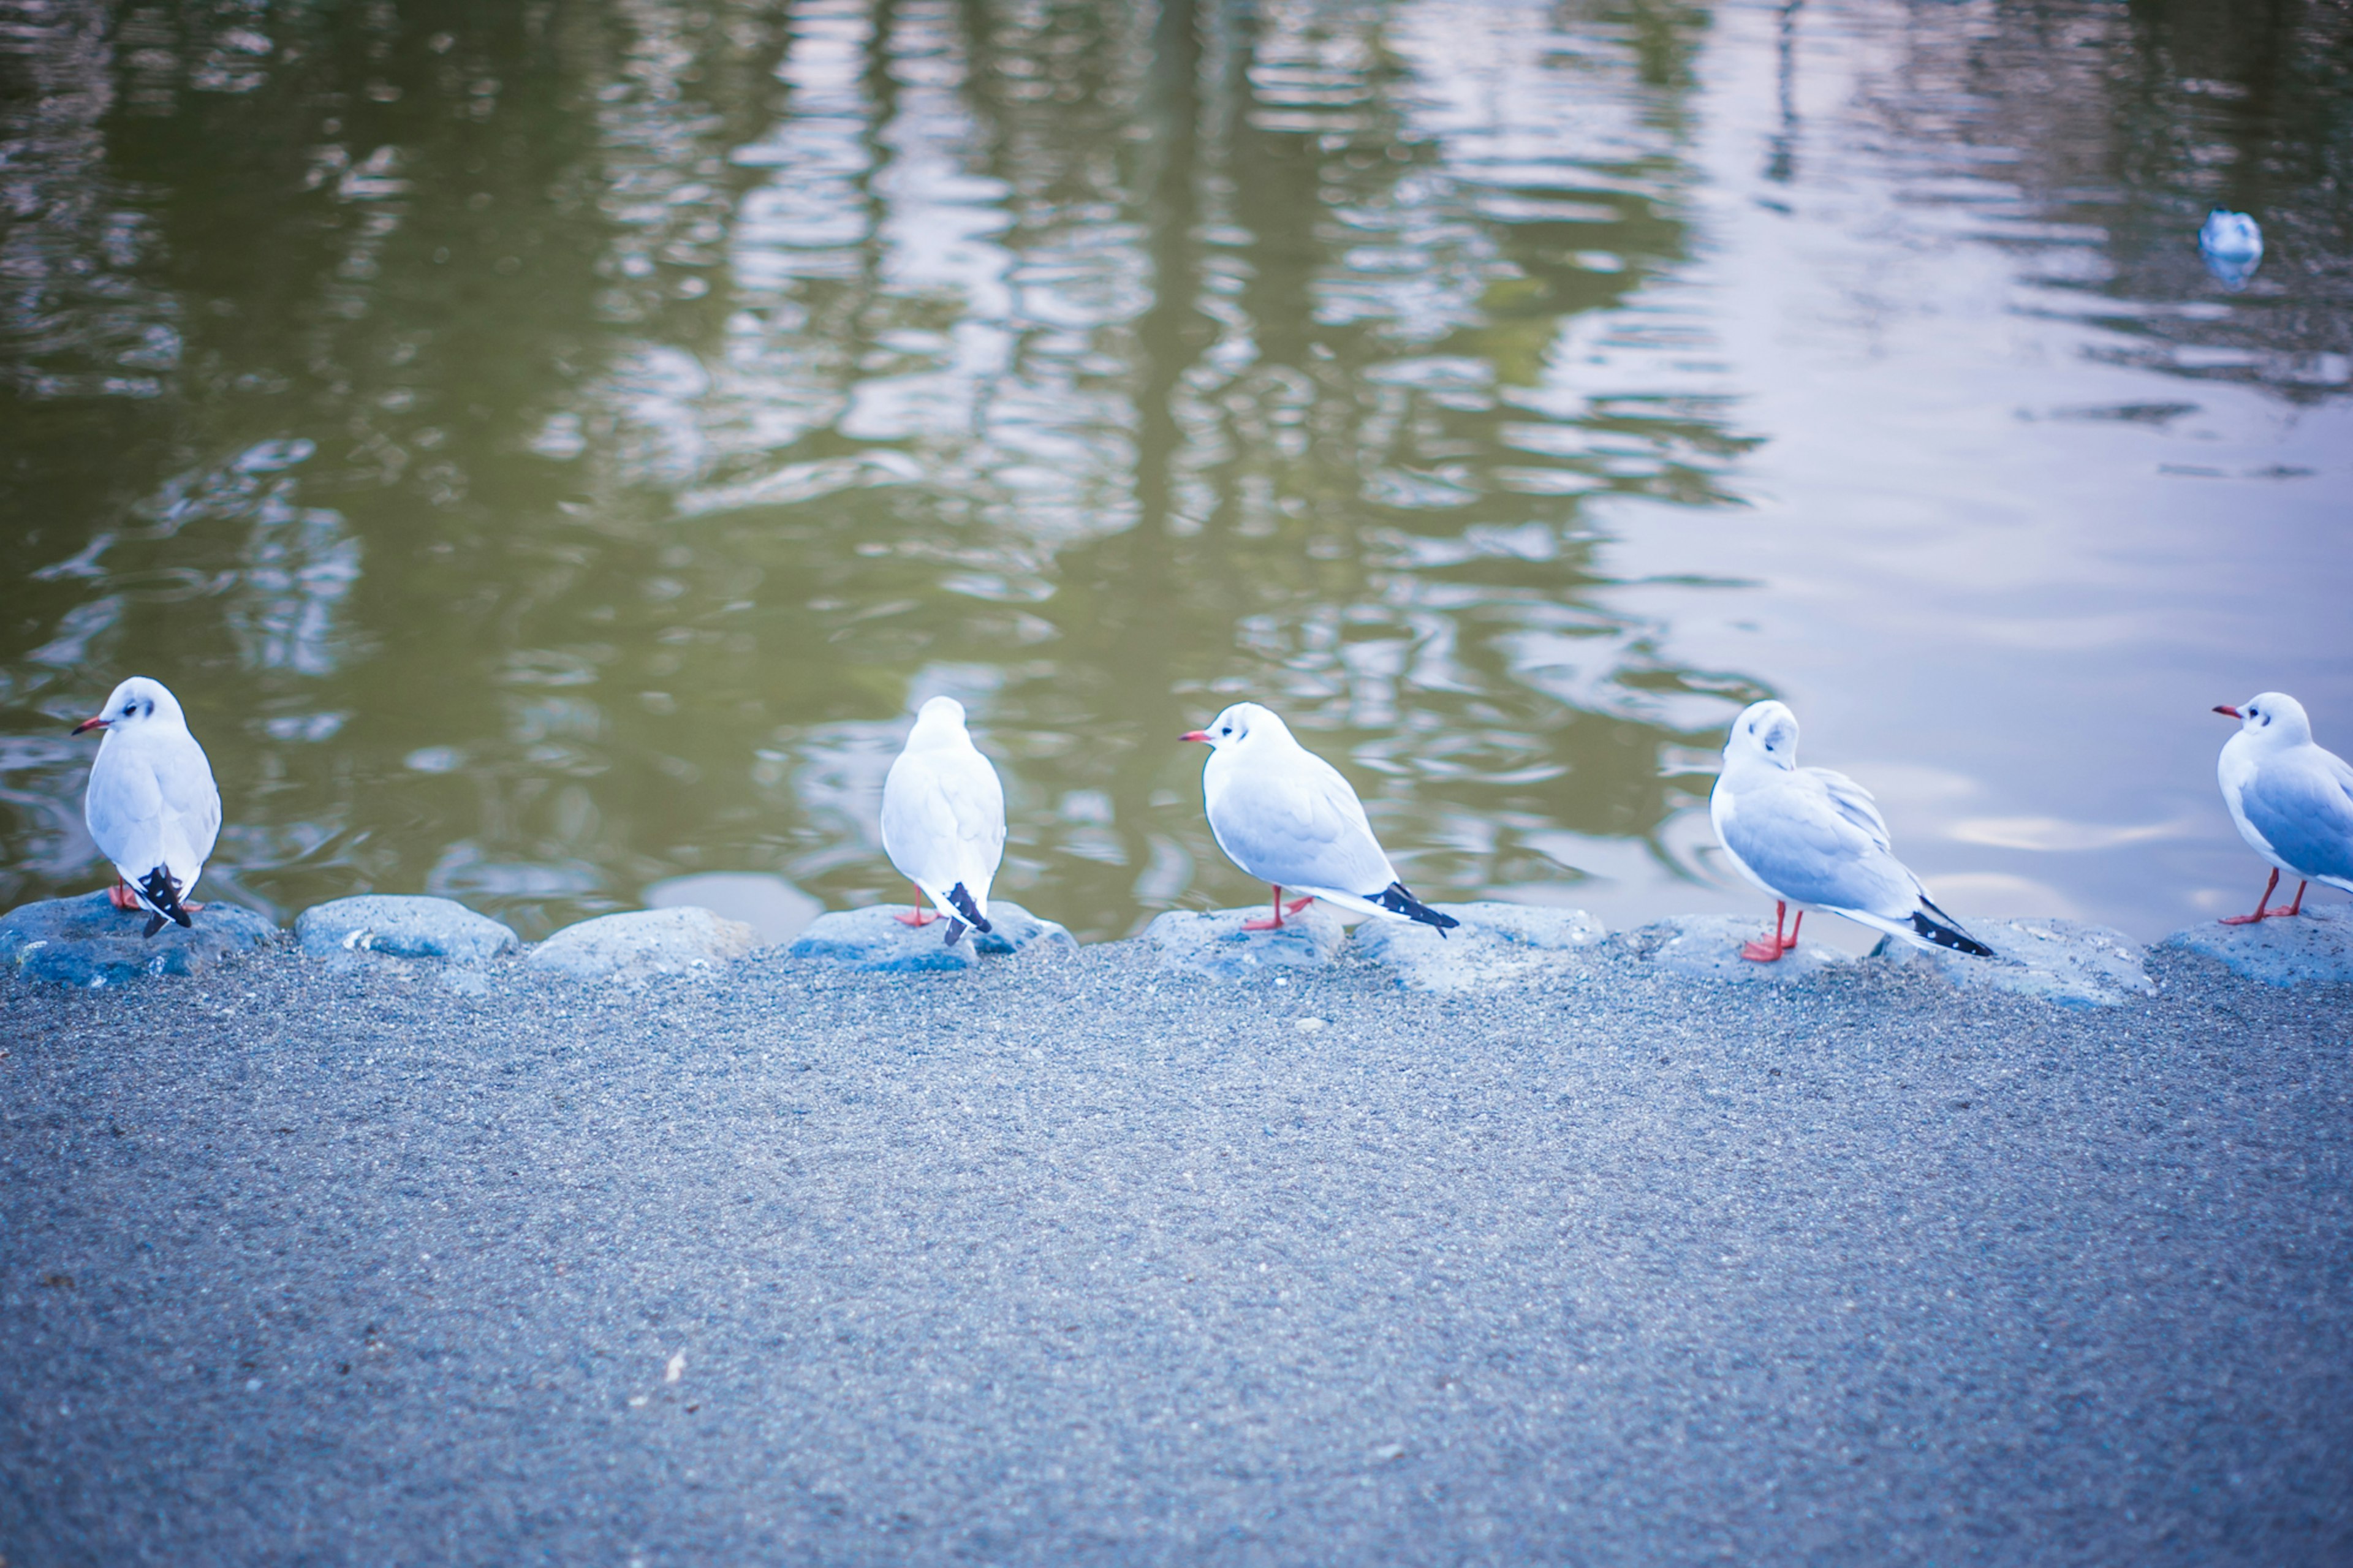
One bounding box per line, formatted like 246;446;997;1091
135;866;191;934
1912;900;1993;959
142;911;166;939
945;882;991;934
1371;882;1460;936
944;917;968;947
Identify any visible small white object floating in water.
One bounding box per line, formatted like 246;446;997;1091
879;696;1006;946
74;676;222;937
1181;701;1458;934
1710;700;1991;963
2198;208;2263;289
2211;692;2353;925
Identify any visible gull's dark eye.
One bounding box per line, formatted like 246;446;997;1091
1221;725;1231;736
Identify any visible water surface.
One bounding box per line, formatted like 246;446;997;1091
2;0;2347;943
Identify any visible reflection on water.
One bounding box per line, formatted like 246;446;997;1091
0;0;2347;942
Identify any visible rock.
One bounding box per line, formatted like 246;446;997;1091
784;901;1072;972
0;893;279;987
1884;918;2154;1008
970;903;1078;958
1633;914;1852;983
643;872;822;946
525;906;757;982
2162;901;2353;987
1352;902;1604;992
1143;906;1346;980
294;895;518;966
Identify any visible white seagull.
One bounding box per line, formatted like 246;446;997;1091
2211;692;2353;923
1710;700;1991;963
879;696;1006;946
1181;702;1458;934
74;676;222;938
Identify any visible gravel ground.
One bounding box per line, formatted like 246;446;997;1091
2;937;2349;1566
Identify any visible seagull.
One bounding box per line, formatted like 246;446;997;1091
1181;702;1458;934
1710;700;1992;963
74;676;221;939
879;696;1006;946
2211;692;2353;923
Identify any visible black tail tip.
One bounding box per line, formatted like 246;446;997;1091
1373;882;1460;935
946;882;992;934
943;918;968;947
1912;909;1993;958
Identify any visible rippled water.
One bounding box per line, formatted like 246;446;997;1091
2;0;2347;944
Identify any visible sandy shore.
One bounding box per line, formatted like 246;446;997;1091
2;935;2349;1565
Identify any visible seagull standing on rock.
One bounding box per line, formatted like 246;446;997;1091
1710;700;1991;963
1181;702;1458;935
2211;692;2353;923
880;696;1005;947
75;676;221;938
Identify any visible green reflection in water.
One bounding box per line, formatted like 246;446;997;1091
1;0;2343;940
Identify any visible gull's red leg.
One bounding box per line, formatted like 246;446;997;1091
1242;886;1288;931
107;874;139;912
1741;901;1789;963
2220;868;2279;925
894;884;941;926
2271;880;2308;918
1283;895;1315;915
1783;911;1804;952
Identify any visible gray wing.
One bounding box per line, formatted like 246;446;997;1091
1209;751;1396;895
1800;766;1891;852
2240;750;2353;884
1721;770;1917;920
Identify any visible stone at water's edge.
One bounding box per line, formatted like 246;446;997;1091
2162;900;2353;987
1144;906;1345;979
1634;914;1852;983
1885;917;2154;1008
783;902;1074;972
1353;903;1604;992
968;903;1078;958
295;895;518;965
0;893;279;987
525;906;757;981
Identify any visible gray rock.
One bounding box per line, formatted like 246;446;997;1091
782;901;1071;972
2162;901;2353;987
1352;902;1605;992
0;893;279;988
970;902;1078;959
295;895;519;966
1634;913;1852;983
525;907;757;982
1884;918;2154;1008
1143;906;1346;979
787;907;974;973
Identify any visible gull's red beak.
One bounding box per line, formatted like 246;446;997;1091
1178;730;1210;743
71;715;108;735
2212;705;2241;719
